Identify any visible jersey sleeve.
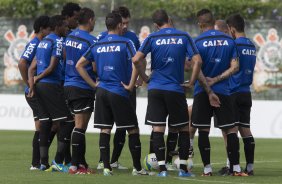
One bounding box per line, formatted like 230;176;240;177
52;37;63;58
126;40;137;59
132;33;141;50
83;46;95;62
21;41;37;63
138;36;151;56
186;34;199;59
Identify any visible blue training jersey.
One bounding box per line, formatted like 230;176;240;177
194;30;238;96
20;36;40;94
64;29;97;90
36;33;64;84
83;34;136;97
139;27;199;93
230;37;256;93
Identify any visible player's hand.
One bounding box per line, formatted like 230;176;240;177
135;77;143;88
27;87;35;98
34;76;39;84
181;80;193;89
206;77;216;86
208;91;221;107
121;82;134;92
91;81;99;89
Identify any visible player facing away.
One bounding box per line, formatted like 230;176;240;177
64;7;97;174
76;12;148;176
18;15;51;170
125;9;220;177
96;6;140;170
226;14;256;175
192;9;247;176
28;15;74;171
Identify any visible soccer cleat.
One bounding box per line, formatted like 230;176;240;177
69;166;78;174
110;161;128;169
29;165;40;171
39;164;50;171
103;168;113;176
97;161;104;169
178;169;195;177
51;160;69;173
201;172;212;176
157;171;168;177
218;166;231;176
188;147;194;158
132;168;149;176
76;164;95;174
232;171;249;176
166;162;177;171
244;169;254;176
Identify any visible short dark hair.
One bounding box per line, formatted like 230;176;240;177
78;8;95;25
196;9;215;26
114;6;130;18
33;15;50;33
105;12;122;31
152;9;169;27
49;15;65;31
226;14;245;32
61;2;81;17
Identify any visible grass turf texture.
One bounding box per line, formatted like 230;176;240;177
0;130;281;184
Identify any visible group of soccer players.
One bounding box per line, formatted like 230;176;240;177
18;2;256;177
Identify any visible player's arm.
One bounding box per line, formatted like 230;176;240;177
27;58;37;97
206;58;239;86
132;51;148;83
76;56;98;89
34;56;59;83
198;70;221;107
186;54;202;88
18;58;29;87
135;58;147;87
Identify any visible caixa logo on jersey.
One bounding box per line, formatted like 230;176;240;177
253;28;282;92
3;25;34;86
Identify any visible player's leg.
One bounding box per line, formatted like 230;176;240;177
191;92;213;176
165;127;178;170
149;130;154;154
110;129;127;169
145;90;168;176
188;105;196;158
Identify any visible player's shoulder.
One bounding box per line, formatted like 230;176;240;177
235;37;255;47
97;31;108;41
125;30;138;38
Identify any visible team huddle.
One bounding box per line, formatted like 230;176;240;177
18;2;256;177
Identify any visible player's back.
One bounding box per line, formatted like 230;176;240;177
36;33;63;84
194;30;237;95
64;29;97;89
140;27;197;93
230;37;256;93
88;34;136;97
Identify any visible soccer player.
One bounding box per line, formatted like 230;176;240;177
76;12;148;176
64;7;97;174
96;6;141;170
126;9;220;177
192;9;247;176
18;15;50;170
226;14;256;175
28;15;73;171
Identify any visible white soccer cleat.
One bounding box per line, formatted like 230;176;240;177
97;162;104;169
166;162;177;171
103;168;113;176
132;168;149;176
29;165;39;171
110;161;128;169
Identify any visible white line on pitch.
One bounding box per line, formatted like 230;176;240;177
192;160;280;166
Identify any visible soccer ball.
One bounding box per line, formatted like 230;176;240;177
173;156;193;170
143;153;159;171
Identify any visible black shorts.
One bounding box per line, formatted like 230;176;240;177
231;92;252;128
94;87;138;130
192;92;235;129
25;94;39;121
145;89;189;128
64;86;95;114
35;82;73;122
129;87;137;111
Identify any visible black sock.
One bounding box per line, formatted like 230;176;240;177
64;121;74;165
198;131;210;166
100;133;111;170
243;136;255;167
32;131;40;167
111;129;126;164
149;131;154;154
153;132;166;172
128;133;142;171
71;128;86;166
227;133;240;168
48;130;57;147
39;121;52;166
166;132;178;163
178;131;190;172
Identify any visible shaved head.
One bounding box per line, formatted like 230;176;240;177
215;20;229;34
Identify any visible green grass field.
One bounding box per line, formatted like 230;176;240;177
0;130;281;184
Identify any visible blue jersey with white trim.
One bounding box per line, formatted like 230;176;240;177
64;29;97;90
194;30;238;96
83;34;136;97
139;27;199;93
36;33;64;84
20;36;40;94
230;37;256;93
